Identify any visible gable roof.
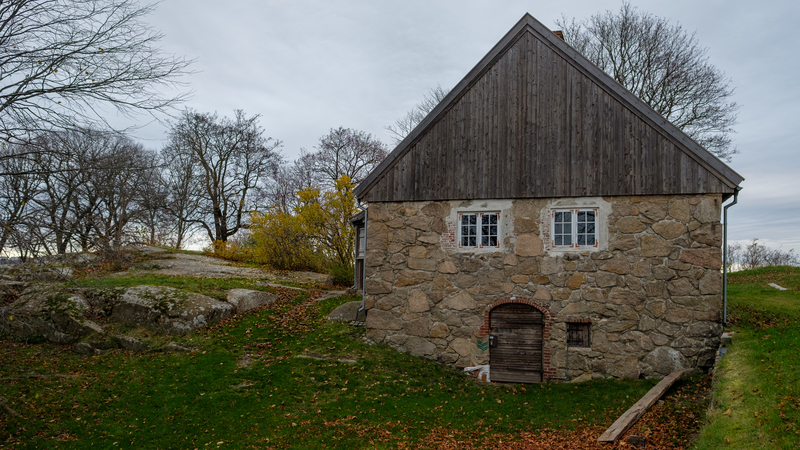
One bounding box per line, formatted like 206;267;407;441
356;13;743;203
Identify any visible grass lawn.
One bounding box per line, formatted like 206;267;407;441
2;274;711;449
693;266;800;449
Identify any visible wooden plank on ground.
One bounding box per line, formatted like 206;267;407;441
598;370;685;443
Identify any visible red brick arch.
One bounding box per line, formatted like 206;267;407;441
478;297;556;380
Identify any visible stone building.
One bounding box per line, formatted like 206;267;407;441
353;14;743;382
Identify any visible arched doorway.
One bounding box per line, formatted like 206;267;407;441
489;303;544;383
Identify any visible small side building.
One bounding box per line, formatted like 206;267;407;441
354;14;743;382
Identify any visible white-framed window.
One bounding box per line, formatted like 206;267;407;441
551;209;598;248
459;212;499;248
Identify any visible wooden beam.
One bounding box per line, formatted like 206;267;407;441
598;370;686;443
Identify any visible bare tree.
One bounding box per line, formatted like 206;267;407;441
23;128;148;254
261;159;315;215
0;0;192;146
30;131;93;254
160;142;202;249
165;110;282;243
301;127;387;190
385;85;449;146
0;145;40;254
88;139;152;250
135;150;170;246
556;2;738;160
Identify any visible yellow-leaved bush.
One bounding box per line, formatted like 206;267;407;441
295;175;358;268
244;175;358;274
248;209;326;272
210;175;358;280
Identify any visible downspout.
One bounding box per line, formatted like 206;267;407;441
723;187;742;326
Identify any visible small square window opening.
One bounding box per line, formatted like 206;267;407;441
566;322;590;347
459;212;499;248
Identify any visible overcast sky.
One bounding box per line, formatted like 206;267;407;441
124;0;800;251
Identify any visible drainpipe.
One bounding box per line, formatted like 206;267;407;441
723;187;742;326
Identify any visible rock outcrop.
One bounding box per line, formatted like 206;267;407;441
0;288;104;344
327;301;366;322
110;286;234;335
226;289;278;313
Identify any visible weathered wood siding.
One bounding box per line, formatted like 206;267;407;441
362;31;734;203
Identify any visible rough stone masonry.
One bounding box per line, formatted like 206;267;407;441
363;194;724;380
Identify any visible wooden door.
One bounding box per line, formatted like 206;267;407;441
490;303;543;383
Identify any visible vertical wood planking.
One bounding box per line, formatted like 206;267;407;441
538;39;552;196
525;32;537;197
363;30;734;203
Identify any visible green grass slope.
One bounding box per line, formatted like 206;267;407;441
1;272;717;449
694;266;800;449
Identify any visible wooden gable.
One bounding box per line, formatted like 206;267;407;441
356;14;743;203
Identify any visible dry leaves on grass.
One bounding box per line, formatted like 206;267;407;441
728;267;800;288
402;426;613;450
728;305;799;330
392;375;712;450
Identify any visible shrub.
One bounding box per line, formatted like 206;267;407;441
329;262;354;287
249;211;326;272
295;175;357;268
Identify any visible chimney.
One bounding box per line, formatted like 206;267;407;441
553;30;565;41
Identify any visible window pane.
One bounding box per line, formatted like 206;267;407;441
576;209;596;247
460;214;480;247
553;209;571;247
475;213;498;247
578;211;585;221
564;235;572;246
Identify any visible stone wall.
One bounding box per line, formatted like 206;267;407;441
363;195;724;380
